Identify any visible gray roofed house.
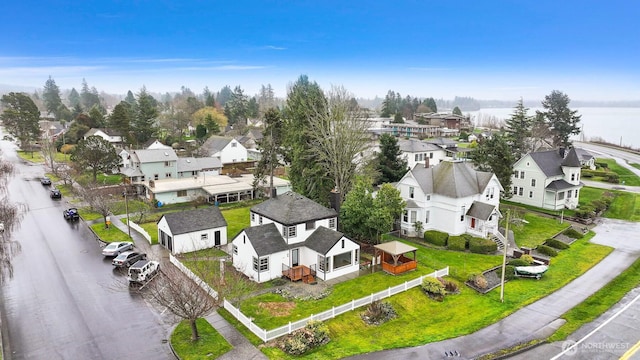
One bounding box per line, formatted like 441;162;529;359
83;128;124;147
304;226;345;255
199;135;248;164
176;157;222;176
410;161;494;198
133;148;179;163
157;207;228;254
251;191;337;226
574;147;596;169
466;201;498;221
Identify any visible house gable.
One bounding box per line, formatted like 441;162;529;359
160;207;227;235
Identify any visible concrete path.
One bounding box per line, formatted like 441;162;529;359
347;218;640;360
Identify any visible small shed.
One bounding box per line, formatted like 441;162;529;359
374;241;418;275
157;207;228;254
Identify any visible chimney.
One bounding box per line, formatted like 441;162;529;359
559;147;566;158
329;188;341;219
271;187;277;198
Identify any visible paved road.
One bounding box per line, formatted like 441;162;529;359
0;139;174;359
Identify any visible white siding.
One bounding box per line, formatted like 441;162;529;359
217;139;249;164
158;216;227;255
322;237;360;281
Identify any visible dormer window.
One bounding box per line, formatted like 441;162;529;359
409;187;415;199
283;226;296;238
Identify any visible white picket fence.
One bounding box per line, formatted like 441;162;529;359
170;254;219;299
127;220;152;244
224;266;449;342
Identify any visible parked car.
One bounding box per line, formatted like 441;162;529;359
112;251;146;268
102;241;134;257
127;260;160;285
41;177;52;185
63;208;80;221
50;189;62;199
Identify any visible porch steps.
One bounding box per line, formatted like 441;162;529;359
490;233;505;251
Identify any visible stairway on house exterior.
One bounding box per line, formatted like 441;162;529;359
490;231;505;251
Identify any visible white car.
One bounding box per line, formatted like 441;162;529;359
102;241;134;257
128;260;160;285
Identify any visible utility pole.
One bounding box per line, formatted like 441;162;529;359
500;209;510;303
124;188;131;238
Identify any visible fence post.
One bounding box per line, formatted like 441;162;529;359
388;287;391;298
352;299;355;310
288;322;292;334
332;306;335;318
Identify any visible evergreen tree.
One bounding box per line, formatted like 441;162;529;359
253;108;284;194
0;92;41;150
42;76;62;118
504;98;533;160
538;90;581;148
202;86;216;107
226;86;249;127
109;101;133;144
80;79;101;109
132;86;158;145
375;134;408;185
68;88;81;108
124;90;136;106
216;85;233;106
469;133;515;198
452;106;462;115
425;97;437;113
70;136;121;181
88;105;105;128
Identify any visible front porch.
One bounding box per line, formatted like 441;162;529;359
282;264;317;284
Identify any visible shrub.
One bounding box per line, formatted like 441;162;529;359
438;277;459;294
575;206;596;219
605;173;619;183
596;161;609;169
591;199;607;213
536;245;558;257
501;265;517;281
520;254;535;264
545;238;570;250
563;227;584;239
60;144;75;154
360;301;397;325
468;273;488;289
421;276;446;296
508;259;531;267
424;230;448;247
581;171;593;178
469;237;497;254
278;320;330;355
447;235;467;251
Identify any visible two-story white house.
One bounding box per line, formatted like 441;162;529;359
200;136;248;165
84;128;124;148
395;160;503;239
510;148;583;210
231;191;360;283
398;139;447;169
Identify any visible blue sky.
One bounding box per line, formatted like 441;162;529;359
1;1;639;101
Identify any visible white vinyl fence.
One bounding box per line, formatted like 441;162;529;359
127;220;152;244
224;266;449;342
170;254;219;299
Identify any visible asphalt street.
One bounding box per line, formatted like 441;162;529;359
0;139;174;359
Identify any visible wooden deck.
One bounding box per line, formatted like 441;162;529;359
282;265;316;283
381;260;417;275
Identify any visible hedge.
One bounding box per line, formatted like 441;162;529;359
536;244;558;257
545;238;570;250
469;237;497;254
424;230;448;247
447;235;468;251
501;265;517;280
563;228;584;239
508;259;531;267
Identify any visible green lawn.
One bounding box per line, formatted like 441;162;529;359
510;212;570;248
221;206;251;239
90;222;130;242
595;158;640;186
606;191;640;221
257;233;611;359
180;247;229;259
16;150;44;162
121;219;159;244
170;318;232;360
549;255;640;341
79;208;104;221
631;163;640;170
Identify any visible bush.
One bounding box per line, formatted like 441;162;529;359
545;238;570;250
520;254;535;264
447;235;467;251
501;265;517;280
581;171;593;178
438;277;459;294
469;237;497;254
596;162;609;169
424;230;448;247
421;276;446;296
468;273;488;289
563;227;584;239
278;320;330;355
605;174;619;183
508;259;531;267
360;301;397;325
536;244;558;257
575;206;596;219
591;199;607;213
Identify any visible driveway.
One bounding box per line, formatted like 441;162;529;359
347;218;640;360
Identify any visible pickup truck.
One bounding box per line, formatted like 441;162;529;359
63;208;80;221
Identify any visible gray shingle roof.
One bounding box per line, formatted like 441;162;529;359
529;148;580;177
161;207;227;235
410;161;494;198
200;136;233;156
177;157;222;172
133;148;179;163
85;128;122;137
466;201;496;221
251;191;337;226
242;223;289;256
545;179;580;191
398;139;442;153
574;147;595;161
304;226;345;254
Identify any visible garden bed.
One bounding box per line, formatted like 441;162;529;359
465;265;505;294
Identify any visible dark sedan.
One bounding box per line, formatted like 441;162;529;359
112;251;147;268
50;189;62;199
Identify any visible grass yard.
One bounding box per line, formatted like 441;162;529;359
221;206;251;239
510;212;570;248
79;208;104;221
170;318;232;360
257;233;611;359
180;247;229;259
631;163;640;170
548;255;640;342
595;158;640;186
121;219;159;244
16;150;44;162
90;222;130;243
605;191;640;221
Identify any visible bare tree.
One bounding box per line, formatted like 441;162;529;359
307;85;371;197
0;153;25;283
78;184;119;227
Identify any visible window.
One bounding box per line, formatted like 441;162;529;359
231;142;237;147
529;191;533;198
425;210;430;224
426;194;431;201
333;252;352;270
154;174;159;180
514;171;519;179
513;186;518;195
531;179;536;187
558;192;565;200
243;235;246;244
177;190;187;197
259;216;263;224
201;233;208;241
165;173;172;178
341;239;345;248
284;226;296;238
571;173;575;181
567;190;572;198
164;161;171;167
460;206;465;222
518;187;523;196
232;245;238;255
329;218;336;229
318;255;329;272
259;257;268;271
410;210;416;223
403;211;409;222
251;212;255;222
252;257;258;271
141;175;145;182
306;221;316;230
409;187;414;199
192;171;197;176
429;152;433;159
575;189;579;197
520;171;525;179
415;154;419;161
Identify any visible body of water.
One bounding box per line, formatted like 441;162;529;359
466;107;640;149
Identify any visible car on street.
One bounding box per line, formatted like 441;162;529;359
63;208;80;221
127;260;160;285
112;251;146;268
102;241;134;257
50;189;62;199
40;177;52;185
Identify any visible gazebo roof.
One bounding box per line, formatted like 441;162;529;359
374;241;418;256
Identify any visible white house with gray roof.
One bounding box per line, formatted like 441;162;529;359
510;148;583;210
200;136;248;164
83;128;124;147
398;139;447;169
395;160;503;239
231;191;360;283
157;207;227;254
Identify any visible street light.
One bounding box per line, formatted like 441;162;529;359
500;209;510;303
123;187;132;238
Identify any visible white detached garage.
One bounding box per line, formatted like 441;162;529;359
157;207;228;254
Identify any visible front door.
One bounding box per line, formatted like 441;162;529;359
168;236;173;251
291;249;299;267
214;231;221;246
471;218;476;229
